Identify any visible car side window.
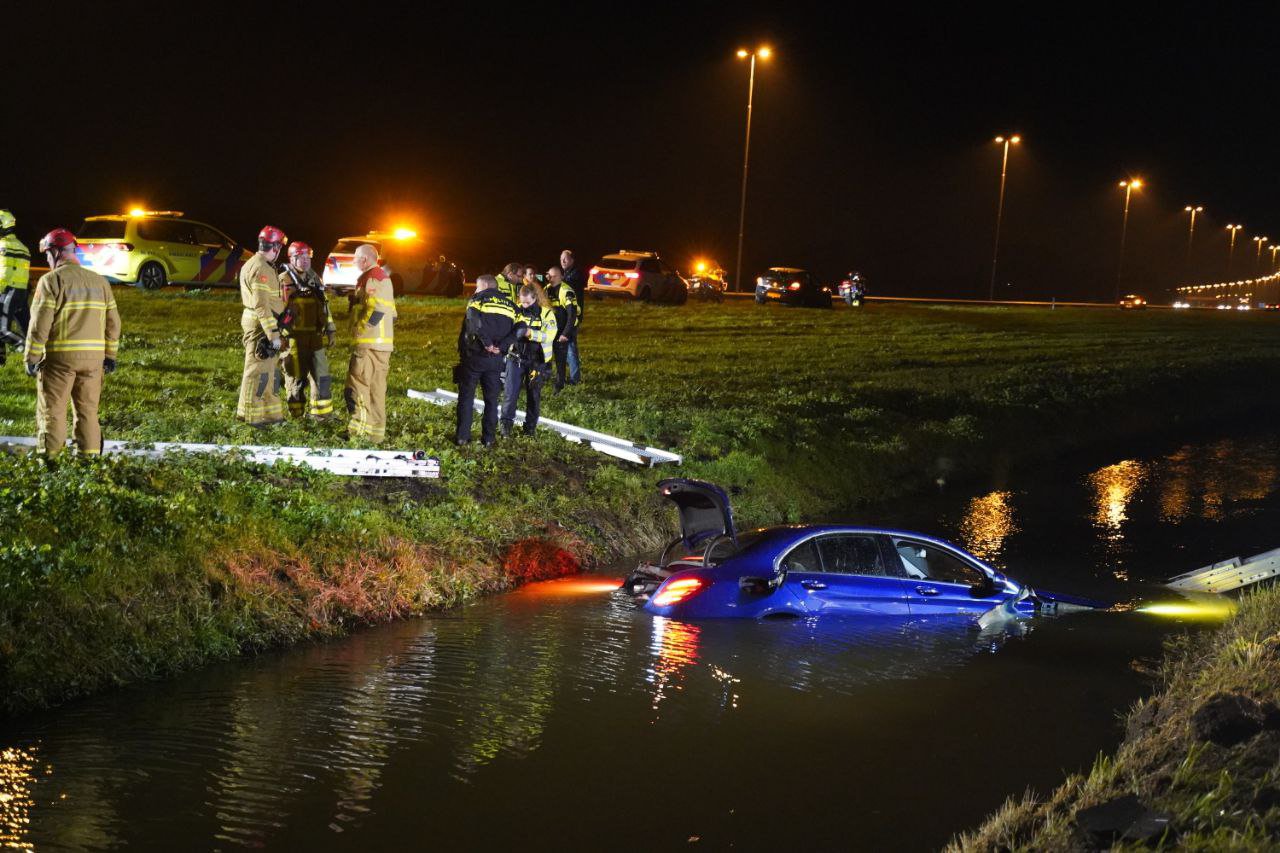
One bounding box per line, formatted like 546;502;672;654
780;539;821;573
816;534;903;577
192;225;226;248
890;539;985;585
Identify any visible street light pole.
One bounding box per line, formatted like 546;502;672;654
988;134;1021;301
1183;205;1203;265
1269;243;1279;271
734;46;771;293
1226;224;1243;276
1116;179;1142;301
1254;236;1269;275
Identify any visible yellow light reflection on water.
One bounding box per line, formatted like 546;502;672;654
960;490;1017;564
1090;459;1146;534
0;747;36;852
1138;598;1238;620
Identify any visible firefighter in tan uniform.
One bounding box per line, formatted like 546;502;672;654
344;244;396;443
237;225;288;427
279;241;336;419
24;228;121;456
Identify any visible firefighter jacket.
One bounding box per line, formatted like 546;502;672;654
546;281;579;339
1;233;30;291
517;304;557;364
279;266;335;347
240;252;284;340
495;273;519;303
458;289;523;361
351;266;396;351
26;262;120;365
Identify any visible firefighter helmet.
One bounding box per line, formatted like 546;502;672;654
38;228;77;253
288;241;313;260
0;210;15;231
257;225;288;246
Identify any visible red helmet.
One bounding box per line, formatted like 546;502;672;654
38;228;78;253
257;225;288;246
288;241;313;260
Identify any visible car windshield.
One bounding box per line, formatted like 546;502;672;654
77;220;127;240
332;239;381;254
596;258;638;271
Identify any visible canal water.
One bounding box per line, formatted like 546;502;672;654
3;430;1279;851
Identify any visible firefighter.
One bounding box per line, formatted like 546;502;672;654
25;228;120;456
345;244;396;443
499;283;557;437
237;225;288;427
0;209;32;363
279;241;336;419
544;265;579;392
455;274;523;446
495;262;523;302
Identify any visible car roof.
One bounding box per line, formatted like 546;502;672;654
83;213;221;230
604;250;658;259
764;266;808;274
748;524;992;564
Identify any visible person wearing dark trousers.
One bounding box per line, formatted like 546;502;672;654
500;283;557;436
544;266;579;392
455;274;523;446
559;249;585;385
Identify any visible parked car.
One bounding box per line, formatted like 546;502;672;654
622;479;1103;620
837;271;867;306
754;267;832;307
75;211;251;289
1119;293;1147;309
322;230;463;296
587;251;688;303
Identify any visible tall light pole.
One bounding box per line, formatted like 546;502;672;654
734;45;771;293
1254;236;1269;274
1183;205;1203;265
988;134;1021;301
1116;178;1143;301
1269;243;1279;271
1226;224;1243;275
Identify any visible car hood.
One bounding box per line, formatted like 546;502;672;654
658;478;736;550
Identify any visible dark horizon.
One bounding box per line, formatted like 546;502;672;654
7;3;1279;299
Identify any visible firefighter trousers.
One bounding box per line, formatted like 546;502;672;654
284;344;333;418
345;346;390;443
35;354;103;456
237;334;285;427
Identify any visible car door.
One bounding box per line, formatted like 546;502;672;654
779;533;912;615
190;224;245;285
887;537;1008;616
156;220;203;282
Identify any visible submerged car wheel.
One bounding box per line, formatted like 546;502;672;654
137;261;167;291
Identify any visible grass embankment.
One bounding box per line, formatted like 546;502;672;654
949;587;1280;851
2;289;1279;716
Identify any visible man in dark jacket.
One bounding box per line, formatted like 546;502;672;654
455;274;524;446
559;249;585;385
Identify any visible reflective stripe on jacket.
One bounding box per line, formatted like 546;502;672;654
25;263;120;362
520;304;557;363
352;266;396;350
495;274;519;303
239;253;284;338
1;234;31;290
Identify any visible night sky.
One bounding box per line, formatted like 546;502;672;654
8;3;1279;299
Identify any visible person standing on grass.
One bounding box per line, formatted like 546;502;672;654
499;282;557;437
279;241;336;419
237;225;288;427
25;228;120;457
0;209;32;363
455;274;522;446
559;249;584;385
543;266;579;392
344;244;396;443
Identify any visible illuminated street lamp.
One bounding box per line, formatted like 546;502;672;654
1269;243;1280;271
1116;179;1143;301
1254;235;1269;273
1226;224;1243;275
988;134;1021;301
1183;205;1203;265
733;45;772;293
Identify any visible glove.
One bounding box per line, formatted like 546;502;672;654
25;361;39;377
103;358;117;375
255;336;282;360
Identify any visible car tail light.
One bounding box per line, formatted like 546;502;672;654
651;576;709;607
625;271;640;279
589;266;600;276
788;281;802;291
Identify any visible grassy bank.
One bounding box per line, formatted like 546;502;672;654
949;585;1280;850
2;289;1280;716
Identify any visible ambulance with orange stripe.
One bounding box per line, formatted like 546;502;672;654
75;211;252;290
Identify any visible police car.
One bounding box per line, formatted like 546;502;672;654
75;211;252;289
587;250;688;303
322;229;462;296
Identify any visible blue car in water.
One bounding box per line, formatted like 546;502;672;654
622;479;1099;621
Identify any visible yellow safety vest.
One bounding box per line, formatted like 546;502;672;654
1;234;30;290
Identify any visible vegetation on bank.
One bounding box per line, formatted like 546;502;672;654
2;289;1280;715
949;586;1280;851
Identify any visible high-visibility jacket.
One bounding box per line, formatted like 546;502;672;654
279;266;334;346
545;281;579;338
240;252;284;340
25;262;120;364
518;304;557;363
351;266;396;350
459;289;522;360
495;273;519;303
1;233;30;291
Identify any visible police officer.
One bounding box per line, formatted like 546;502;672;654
559;249;585;384
544;266;579;392
237;226;288;427
345;244;396;443
25;228;121;456
456;274;523;446
495;262;523;303
0;209;32;362
279;242;336;419
499;283;557;437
